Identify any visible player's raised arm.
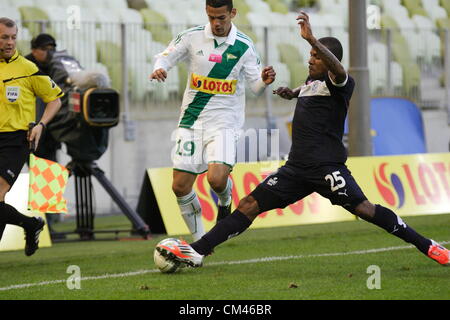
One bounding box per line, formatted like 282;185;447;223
297;11;347;84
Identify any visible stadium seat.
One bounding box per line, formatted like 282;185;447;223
286;61;309;88
254;40;281;66
379;15;421;96
436;16;450;28
186;9;208;26
403;0;429;17
119;8;144;24
0;6;22;22
442;0;450;15
265;0;290;14
271;62;291;88
18;6;53;36
177;62;188;98
368;42;404;95
8;0;36;6
129;61;154;101
381;0;402;8
68;38;98;70
278;43;303;65
318;0;347;16
96;41;123;91
422;0;448;23
246;0;271;13
139;8;172;45
411;15;441;63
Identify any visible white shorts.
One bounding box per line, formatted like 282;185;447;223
172;128;240;174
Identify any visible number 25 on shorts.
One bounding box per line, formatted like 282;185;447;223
325;171;346;192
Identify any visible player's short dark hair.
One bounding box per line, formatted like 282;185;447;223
0;17;17;29
318;37;343;62
206;0;233;12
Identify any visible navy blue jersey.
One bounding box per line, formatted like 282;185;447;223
287;74;355;166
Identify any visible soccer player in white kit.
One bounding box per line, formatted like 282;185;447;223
150;0;276;240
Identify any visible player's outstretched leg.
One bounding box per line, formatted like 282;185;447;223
359;203;449;266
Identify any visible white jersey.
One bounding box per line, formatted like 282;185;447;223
153;23;267;130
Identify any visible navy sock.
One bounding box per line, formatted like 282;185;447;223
0;201;35;230
371;205;431;255
191;210;252;255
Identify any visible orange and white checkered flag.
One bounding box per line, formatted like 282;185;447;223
28;154;69;213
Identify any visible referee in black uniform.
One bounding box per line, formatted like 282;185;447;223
0;17;63;256
175;12;449;267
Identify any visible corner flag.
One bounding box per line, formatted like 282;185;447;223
28;154;69;213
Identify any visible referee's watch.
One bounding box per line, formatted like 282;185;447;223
39;122;46;130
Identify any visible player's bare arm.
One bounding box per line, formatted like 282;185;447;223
273;86;301;100
297;11;347;84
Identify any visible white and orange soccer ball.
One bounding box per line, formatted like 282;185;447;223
153;238;183;273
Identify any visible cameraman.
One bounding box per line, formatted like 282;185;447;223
25;34;78;238
25;34;67;162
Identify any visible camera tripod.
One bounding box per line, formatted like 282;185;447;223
67;161;151;240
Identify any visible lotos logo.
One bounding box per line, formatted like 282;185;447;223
374;163;405;208
190;73;237;95
192;76;202;89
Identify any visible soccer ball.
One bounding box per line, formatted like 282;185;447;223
154;238;182;273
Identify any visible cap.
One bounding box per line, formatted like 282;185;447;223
31;33;57;49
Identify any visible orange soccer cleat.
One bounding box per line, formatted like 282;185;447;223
427;240;450;266
156;238;204;268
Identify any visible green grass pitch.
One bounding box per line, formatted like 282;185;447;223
0;213;448;300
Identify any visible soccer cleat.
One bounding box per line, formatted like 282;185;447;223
427;240;449;266
216;203;231;223
156;239;204;268
24;217;45;257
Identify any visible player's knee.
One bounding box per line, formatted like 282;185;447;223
0;177;10;202
353;200;376;220
237;196;260;221
171;181;191;197
207;174;227;193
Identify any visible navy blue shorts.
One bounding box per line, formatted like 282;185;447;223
251;162;368;214
0;131;29;187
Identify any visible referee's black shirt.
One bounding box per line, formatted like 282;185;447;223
287;74;355;166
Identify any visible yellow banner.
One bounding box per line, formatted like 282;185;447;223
350;153;450;215
148;153;450;236
190;73;237;95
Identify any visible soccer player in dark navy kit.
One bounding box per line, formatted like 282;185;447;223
157;11;449;268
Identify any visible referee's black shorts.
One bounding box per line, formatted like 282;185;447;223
250;162;368;215
0;131;30;187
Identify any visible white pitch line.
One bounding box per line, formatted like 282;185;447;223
0;241;448;292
